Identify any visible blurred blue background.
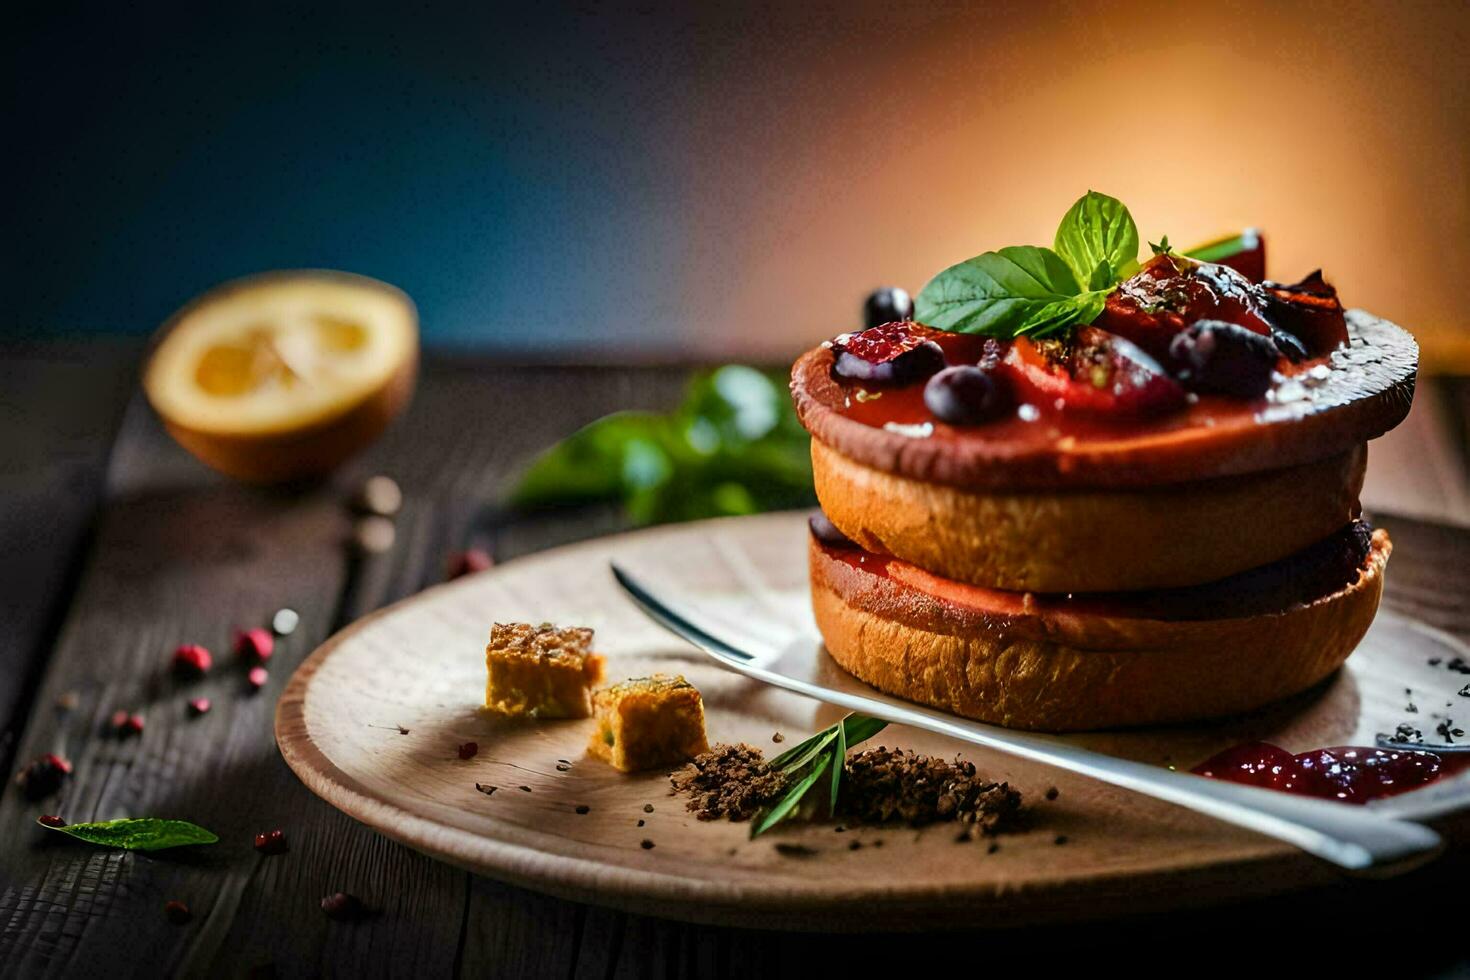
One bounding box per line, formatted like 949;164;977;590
8;2;1468;363
9;4;696;353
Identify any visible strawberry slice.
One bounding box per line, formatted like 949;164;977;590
1094;254;1274;364
1003;327;1185;418
830;321;946;384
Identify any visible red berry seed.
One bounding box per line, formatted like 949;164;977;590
172;644;213;678
16;754;72;799
234;628;274;662
188;697;211;717
458;742;478;760
321;892;366;921
110;709;130;732
446;549;493;580
38;814;66;827
164;900;192;925
253;829;289;855
247;666;269;691
124;714;145;736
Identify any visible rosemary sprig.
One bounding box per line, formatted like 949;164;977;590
751;713;887;837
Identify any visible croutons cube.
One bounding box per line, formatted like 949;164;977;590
484;622;605;718
587;675;709;772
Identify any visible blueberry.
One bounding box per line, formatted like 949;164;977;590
1167;320;1279;398
923;366;1009;425
862;287;914;330
833;342;943;385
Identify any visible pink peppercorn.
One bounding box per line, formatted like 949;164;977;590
253;829;288;855
446;549;493;580
17;754;71;799
247;666;268;691
172;644;213;677
187;697;211;717
234;628;274;662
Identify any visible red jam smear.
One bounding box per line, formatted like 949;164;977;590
1192;741;1457;803
813;521;1373;623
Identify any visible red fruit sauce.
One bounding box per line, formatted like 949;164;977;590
1191;740;1464;803
835;325;1320;446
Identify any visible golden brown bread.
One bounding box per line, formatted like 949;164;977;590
813;437;1367;593
809;530;1390;732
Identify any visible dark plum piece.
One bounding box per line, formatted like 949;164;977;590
1167;319;1280;398
1262;269;1348;357
923;366;1010;426
808;512;855;548
862;287;914;330
831;321;945;385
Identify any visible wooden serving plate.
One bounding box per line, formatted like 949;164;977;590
276;512;1470;930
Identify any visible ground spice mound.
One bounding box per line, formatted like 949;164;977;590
671;742;1023;838
670;744;789;820
839;747;1023;837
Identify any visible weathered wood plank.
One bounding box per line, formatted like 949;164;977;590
0;340;139;776
0;359;691;976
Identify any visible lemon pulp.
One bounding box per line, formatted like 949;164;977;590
145;272;416;437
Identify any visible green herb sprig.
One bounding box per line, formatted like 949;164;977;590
915;190;1140;339
510;365;814;525
37;817;219;851
750;713;887;837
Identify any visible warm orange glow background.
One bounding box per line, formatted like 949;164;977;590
662;1;1468;368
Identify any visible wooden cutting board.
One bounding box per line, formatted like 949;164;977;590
275;511;1470;930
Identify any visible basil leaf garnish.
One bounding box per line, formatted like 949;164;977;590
1053;190;1140;290
38;817;219;851
915;245;1096;338
509;366;814;525
915;191;1143;339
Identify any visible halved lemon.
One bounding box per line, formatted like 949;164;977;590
144;270;418;483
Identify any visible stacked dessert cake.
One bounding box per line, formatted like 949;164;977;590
790;206;1417;731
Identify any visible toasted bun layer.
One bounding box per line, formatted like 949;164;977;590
791;311;1416;490
813;437;1366;592
810;530;1390;731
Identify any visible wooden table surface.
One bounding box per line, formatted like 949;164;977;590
2;340;1468;978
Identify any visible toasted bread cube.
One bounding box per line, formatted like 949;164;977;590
586;675;709;773
484;622;606;718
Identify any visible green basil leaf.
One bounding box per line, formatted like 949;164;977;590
510;411;669;509
1016;291;1110;336
1053;190;1139;289
915;245;1086;337
509;365;815;527
751;752;833;838
39;817;218;851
